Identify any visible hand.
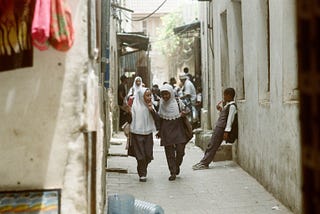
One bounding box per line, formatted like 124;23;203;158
216;100;223;111
147;102;154;111
180;111;187;117
156;132;160;139
124;105;131;113
223;132;229;141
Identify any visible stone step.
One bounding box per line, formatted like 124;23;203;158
194;129;232;162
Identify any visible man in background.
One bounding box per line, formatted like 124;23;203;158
118;75;129;128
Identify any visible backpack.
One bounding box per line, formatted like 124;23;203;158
176;98;193;142
226;103;238;144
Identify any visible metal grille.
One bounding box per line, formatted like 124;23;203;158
297;1;320;213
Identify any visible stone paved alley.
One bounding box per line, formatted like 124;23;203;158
106;132;293;214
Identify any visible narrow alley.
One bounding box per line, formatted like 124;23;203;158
2;0;319;213
106;132;292;214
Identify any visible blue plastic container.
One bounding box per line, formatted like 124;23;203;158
134;199;164;214
108;193;135;214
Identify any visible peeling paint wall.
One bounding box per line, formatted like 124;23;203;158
199;0;301;213
0;0;106;213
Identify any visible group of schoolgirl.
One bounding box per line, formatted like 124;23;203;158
122;76;238;182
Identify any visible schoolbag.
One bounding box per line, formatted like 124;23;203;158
226;103;238;144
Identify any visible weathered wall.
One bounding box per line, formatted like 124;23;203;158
199;0;301;213
0;0;106;213
109;5;120;133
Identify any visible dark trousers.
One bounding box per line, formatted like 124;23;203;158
200;127;224;166
137;159;150;177
130;133;154;177
164;143;186;175
119;108;128;128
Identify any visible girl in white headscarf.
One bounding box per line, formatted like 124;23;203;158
157;84;190;181
128;87;158;182
126;76;143;107
126;76;143;102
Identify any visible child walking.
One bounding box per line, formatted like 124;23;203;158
157;84;190;181
128;87;158;182
192;88;237;170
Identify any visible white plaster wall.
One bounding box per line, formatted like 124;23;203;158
0;0;86;188
0;0;106;213
198;2;212;130
205;0;301;213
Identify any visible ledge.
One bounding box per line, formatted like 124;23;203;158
194;130;232;162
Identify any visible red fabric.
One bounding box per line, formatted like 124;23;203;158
49;0;74;51
31;0;51;50
127;96;134;107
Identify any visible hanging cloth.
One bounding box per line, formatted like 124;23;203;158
49;0;74;51
31;0;51;51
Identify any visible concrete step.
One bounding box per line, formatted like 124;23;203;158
194;129;232;162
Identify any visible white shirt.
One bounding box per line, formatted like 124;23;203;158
224;101;237;132
182;79;196;103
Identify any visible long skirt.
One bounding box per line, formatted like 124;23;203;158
128;133;154;177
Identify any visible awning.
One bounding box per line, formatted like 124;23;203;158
173;21;200;35
117;33;149;56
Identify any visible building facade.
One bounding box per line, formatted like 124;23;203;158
125;0;198;85
0;0;114;213
198;0;300;213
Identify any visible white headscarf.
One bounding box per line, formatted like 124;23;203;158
130;87;156;135
127;76;143;98
158;84;180;120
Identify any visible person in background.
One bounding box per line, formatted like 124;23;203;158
157;84;189;181
176;81;183;98
179;72;196;105
192;88;237;170
195;86;202;127
118;74;129;128
169;77;179;98
179;72;196;121
151;84;161;112
183;67;194;84
126;76;143;107
128;87;159;182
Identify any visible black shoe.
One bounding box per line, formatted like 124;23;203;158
139;176;147;182
176;167;180;175
168;175;176;181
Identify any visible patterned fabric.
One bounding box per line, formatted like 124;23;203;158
49;0;74;51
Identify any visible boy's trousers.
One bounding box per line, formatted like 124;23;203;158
200;126;225;166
